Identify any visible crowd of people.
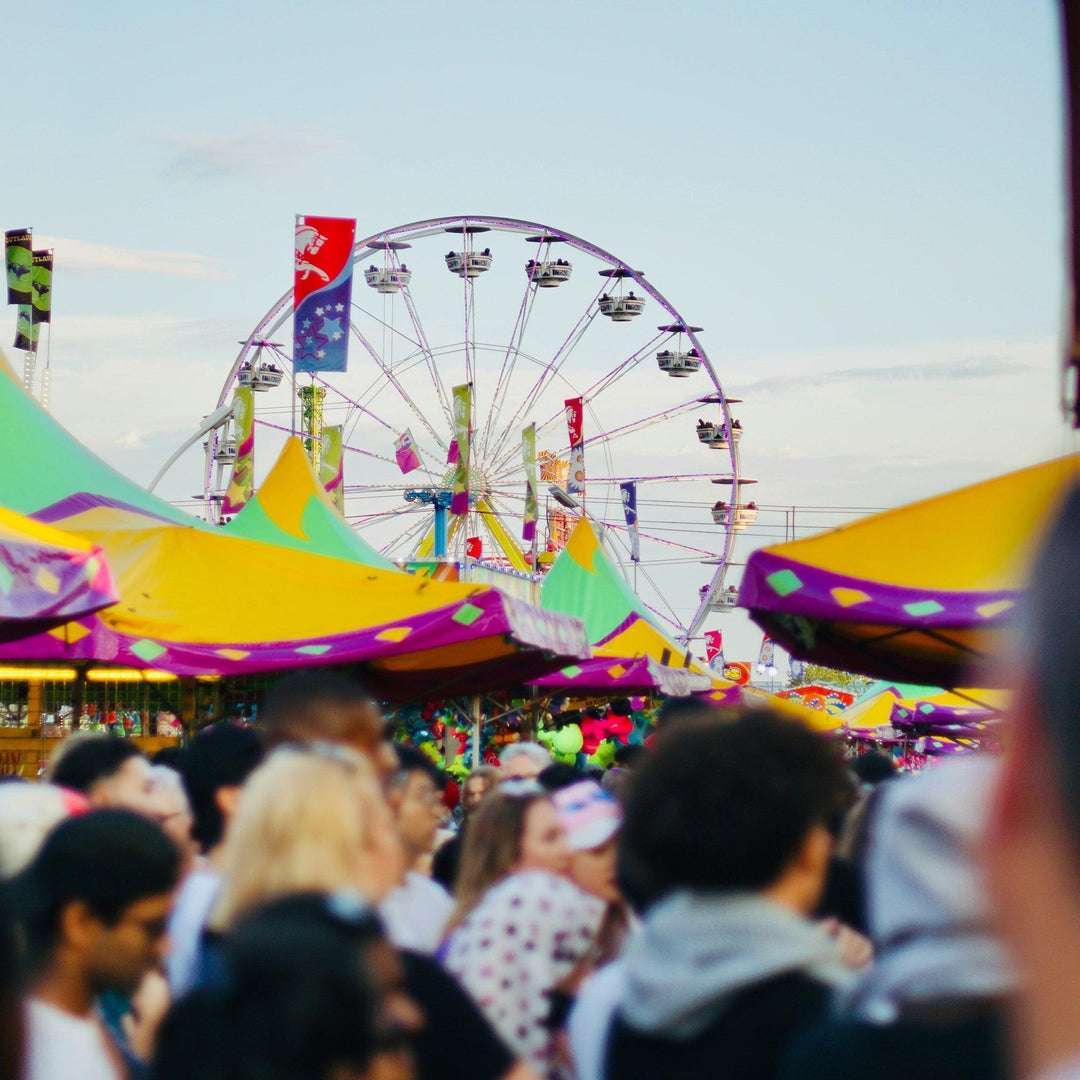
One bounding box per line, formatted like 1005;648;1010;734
2;486;1080;1080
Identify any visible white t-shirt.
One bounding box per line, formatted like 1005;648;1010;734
1036;1056;1080;1080
569;960;628;1080
22;998;122;1080
378;871;454;954
166;867;222;996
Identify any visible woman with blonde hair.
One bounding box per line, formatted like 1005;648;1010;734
201;746;538;1080
208;746;403;933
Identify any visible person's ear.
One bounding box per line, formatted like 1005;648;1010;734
214;784;243;823
987;667;1041;850
60;900;102;952
799;822;834;880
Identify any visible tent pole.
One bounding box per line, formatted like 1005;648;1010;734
471;694;482;768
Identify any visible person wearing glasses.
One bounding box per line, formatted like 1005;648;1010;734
13;810;180;1080
381;746;455;955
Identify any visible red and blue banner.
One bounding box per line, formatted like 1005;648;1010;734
293;215;356;373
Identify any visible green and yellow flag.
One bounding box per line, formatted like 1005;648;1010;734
450;383;472;516
221;386;255;515
13;306;38;352
31;250;52;324
522;424;538;542
320;425;345;511
5;230;32;306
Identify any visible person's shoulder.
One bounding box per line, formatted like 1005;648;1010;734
784;1010;1012;1080
729;970;832;1029
404;870;452;906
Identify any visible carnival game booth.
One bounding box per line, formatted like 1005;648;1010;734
0;353;591;742
739;455;1080;687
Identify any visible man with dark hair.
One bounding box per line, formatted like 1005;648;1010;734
380;744;454;954
575;709;852;1080
48;737;159;817
16;809;180;1080
166;723;265;996
259;668;398;778
986;483;1080;1080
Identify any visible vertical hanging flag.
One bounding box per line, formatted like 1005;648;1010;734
704;630;725;672
446;439;459;465
320;425;345;511
788;655;806;682
619;480;639;561
395;429;422;474
293;215;356;373
5;230;32;305
30;251;52;323
522;424;539;542
221;386;255;515
565;397;585;494
465;536;483;560
13;306;38;352
756;635;776;675
450;383;472;515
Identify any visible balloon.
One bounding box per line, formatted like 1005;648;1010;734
538;728;556;746
553;724;584;756
553;750;577;765
590;739;617;768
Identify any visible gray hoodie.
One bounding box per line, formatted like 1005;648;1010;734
620;892;854;1040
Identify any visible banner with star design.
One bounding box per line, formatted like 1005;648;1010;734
293;214;356;373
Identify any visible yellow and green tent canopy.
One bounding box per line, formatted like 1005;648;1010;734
0;351;590;697
740;455;1080;686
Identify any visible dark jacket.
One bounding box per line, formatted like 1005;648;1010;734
607;971;831;1080
783;1005;1012;1080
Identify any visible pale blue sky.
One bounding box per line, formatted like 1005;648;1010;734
1;0;1071;661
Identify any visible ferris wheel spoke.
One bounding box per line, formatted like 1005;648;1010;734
577;399;702;453
348;325;448;452
485;279;607;465
351;301;424;354
478;273;539;460
313;375;399;437
398;280;453;430
580;331;667;401
378;512;432;557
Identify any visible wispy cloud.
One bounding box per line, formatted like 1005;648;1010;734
36;235;234;280
733;355;1036;395
155;126;346;182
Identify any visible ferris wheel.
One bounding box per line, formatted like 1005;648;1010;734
202;215;753;645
